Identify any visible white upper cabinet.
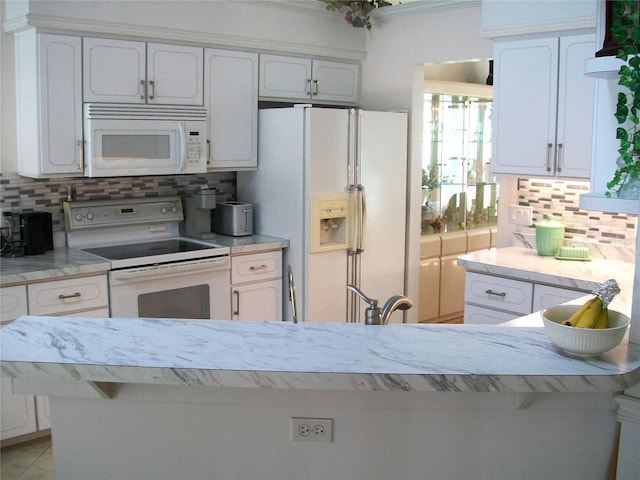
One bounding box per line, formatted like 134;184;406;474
259;54;359;105
204;49;258;170
83;38;203;105
492;33;595;178
15;31;83;178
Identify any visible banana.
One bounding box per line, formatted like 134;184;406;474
575;297;603;329
594;306;608;329
563;297;598;326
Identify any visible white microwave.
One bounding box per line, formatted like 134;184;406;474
83;104;208;177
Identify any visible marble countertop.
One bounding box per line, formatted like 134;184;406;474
2;315;639;394
0;235;289;286
214;234;289;254
0;248;111;287
458;247;636;313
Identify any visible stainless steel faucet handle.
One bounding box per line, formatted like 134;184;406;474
346;284;378;308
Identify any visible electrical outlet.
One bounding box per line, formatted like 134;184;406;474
508;204;533;226
291;417;333;443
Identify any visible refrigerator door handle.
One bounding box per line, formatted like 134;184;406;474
348;184;366;254
357;184;366;253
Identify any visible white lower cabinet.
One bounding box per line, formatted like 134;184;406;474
464;271;589;324
1;275;109;443
1;285;37;442
231;251;282;321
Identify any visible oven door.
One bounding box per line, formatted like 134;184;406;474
109;257;231;319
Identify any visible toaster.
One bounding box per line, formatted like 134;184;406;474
214;202;253;236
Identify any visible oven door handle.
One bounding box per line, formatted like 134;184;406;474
110;257;230;281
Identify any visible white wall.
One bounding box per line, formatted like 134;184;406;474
361;4;493;322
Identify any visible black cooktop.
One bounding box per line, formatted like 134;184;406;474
83;239;215;261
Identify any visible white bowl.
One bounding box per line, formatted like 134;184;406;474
541;305;629;357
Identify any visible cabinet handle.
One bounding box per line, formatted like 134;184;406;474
546;143;553;172
306;78;312;95
207;139;212;166
249;264;269;271
149;80;155;100
233;290;240;316
140;80;146;100
556;143;563;173
485;289;506;297
77;140;84;171
313;79;319;95
58;292;81;300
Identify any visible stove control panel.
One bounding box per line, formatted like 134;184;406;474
64;197;183;231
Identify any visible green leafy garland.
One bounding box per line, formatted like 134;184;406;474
324;1;392;30
607;0;640;197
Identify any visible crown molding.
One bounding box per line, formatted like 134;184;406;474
373;0;480;19
3;13;367;62
479;15;596;39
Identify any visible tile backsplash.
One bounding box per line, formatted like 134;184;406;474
0;171;236;238
513;178;637;262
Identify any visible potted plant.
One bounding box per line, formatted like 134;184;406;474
607;0;640;198
324;1;392;30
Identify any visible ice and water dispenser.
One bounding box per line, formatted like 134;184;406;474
310;193;350;253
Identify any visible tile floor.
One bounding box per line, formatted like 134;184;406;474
0;437;54;480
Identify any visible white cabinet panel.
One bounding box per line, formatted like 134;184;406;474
259;54;359;104
311;60;359;104
231;251;283;321
532;284;587;312
464;303;519;325
84;38;203;105
147;43;203;105
464;271;533;315
83;38;146;103
28;275;109;316
0;285;37;441
232;280;282;321
492;34;594;178
15;31;83;177
259;54;312;99
205;49;258;170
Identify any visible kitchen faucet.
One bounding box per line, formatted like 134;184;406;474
347;285;413;325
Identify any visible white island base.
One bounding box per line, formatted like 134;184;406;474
32;383;619;480
3;316;640;479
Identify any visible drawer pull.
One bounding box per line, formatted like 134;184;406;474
249;264;269;271
233;290;240;316
485;289;506;297
58;292;81;300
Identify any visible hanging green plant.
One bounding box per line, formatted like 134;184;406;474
607;0;640;198
324;1;392;30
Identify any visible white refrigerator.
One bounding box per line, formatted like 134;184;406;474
237;106;408;323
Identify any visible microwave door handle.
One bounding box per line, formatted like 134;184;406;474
177;121;187;171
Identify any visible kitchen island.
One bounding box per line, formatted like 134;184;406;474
2;315;639;479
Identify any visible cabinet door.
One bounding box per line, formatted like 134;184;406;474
83;37;146;103
464;303;519;325
205;49;258;170
492;37;558;176
39;34;83;175
312;60;359;104
555;34;595;178
465;271;533;315
259;54;312;100
419;257;440;322
232;280;282;321
28;275;109;316
0;285;37;441
532;284;587;312
148;43;203;105
15;32;83;177
439;255;466;318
